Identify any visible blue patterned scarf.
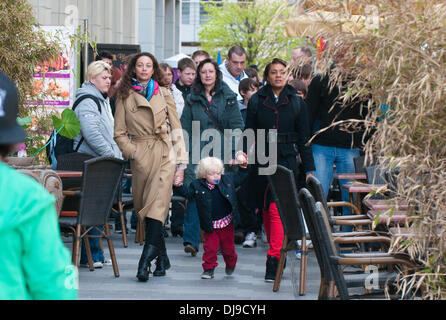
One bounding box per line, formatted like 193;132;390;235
132;78;159;101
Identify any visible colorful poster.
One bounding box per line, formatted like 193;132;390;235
29;26;76;109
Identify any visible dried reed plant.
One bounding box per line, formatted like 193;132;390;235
296;0;445;299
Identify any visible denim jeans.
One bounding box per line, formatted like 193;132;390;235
182;199;200;250
312;144;360;229
80;227;105;264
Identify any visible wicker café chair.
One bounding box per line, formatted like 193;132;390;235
307;175;367;219
59;157;126;277
366;165;388;185
316;201;418;299
306;175;393;255
267;165;308;296
306;176;373;231
298;188;417;300
56;152;94;190
353;155;366;174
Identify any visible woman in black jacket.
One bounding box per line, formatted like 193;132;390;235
244;58;315;282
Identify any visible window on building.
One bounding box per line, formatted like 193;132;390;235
182;0;190;25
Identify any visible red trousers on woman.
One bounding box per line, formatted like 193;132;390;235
262;202;284;259
202;223;238;271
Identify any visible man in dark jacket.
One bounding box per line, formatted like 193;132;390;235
305;72;367;230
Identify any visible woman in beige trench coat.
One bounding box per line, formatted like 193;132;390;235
114;52;188;282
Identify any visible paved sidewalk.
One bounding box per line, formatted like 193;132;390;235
63;229;321;300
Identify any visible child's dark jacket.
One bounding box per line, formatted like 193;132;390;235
175;169;248;233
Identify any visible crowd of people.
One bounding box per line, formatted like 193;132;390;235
0;42;367;298
100;45;366;283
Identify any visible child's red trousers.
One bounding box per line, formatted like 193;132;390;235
202;222;237;271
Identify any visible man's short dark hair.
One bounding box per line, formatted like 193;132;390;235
96;50;114;61
228;46;246;60
295;46;312;58
177;57;196;72
192;50;210;60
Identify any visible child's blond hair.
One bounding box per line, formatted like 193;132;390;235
195;157;224;179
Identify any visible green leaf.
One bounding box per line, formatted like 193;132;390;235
52;109;81;139
52;114;63;131
59;109;81;139
388;207;395;218
373;212;381;228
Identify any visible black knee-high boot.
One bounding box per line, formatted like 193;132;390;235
153;235;171;276
136;218;162;282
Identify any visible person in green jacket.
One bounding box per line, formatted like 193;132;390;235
0;71;78;300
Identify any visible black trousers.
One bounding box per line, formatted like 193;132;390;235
235;176;259;234
170;189;185;232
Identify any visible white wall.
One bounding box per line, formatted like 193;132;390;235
30;0;181;59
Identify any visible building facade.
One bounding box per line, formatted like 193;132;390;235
29;0;181;61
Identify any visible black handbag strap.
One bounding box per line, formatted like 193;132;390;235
72;94;102;152
203;105;225;133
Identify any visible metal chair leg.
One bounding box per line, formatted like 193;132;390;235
104;223;120;277
118;201;128;247
83;226;95;271
73;224;82;268
273;236;288;292
299;236;307;296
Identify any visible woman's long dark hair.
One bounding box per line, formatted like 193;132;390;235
192;58;222;95
117;52;168;100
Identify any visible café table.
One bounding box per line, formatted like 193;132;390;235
56;170;83;178
342;182;388;215
363;198;409;211
333;173;367;181
367;209;409;225
56;170;132;179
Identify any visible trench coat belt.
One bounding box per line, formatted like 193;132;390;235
132;134;170;152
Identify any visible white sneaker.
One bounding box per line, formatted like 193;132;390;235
102;259;112;266
79;261;103;268
296;239;312;249
242;232;257;248
295;251;301;260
